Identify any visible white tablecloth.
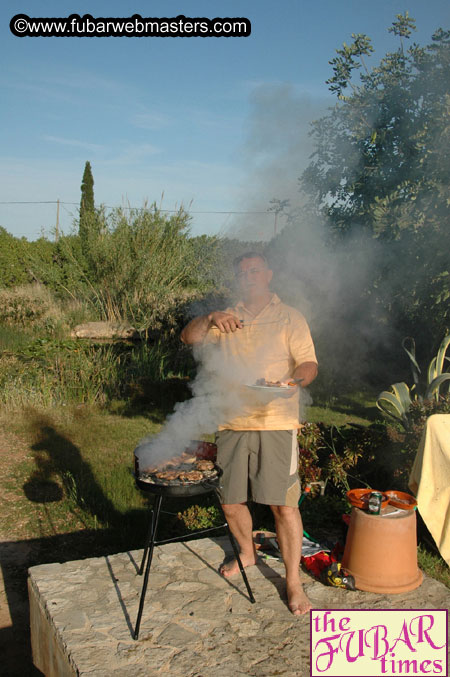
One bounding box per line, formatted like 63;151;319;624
409;414;450;566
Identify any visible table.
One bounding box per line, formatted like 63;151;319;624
409;414;450;566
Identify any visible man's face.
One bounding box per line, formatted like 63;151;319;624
236;257;273;301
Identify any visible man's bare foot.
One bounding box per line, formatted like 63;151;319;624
219;553;257;578
287;581;312;616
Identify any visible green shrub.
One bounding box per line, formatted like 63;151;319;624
299;391;450;496
0;284;63;330
0;338;121;407
0;333;192;410
298;421;401;494
298;422;368;493
0;227;33;287
29;206;223;338
177;505;222;531
377;334;450;428
386;395;450;486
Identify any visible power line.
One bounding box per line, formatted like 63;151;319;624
0;200;273;215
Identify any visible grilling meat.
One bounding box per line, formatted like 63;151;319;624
177;470;204;482
155;470;180;480
137;443;218;486
195;459;215;471
255;378;296;387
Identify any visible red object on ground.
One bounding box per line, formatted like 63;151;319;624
301;542;344;579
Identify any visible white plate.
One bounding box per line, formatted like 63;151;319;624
245;384;299;397
246;384;296;390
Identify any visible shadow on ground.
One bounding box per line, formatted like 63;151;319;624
1;412;225;675
0;529;131;676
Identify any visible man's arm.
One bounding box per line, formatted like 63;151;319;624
293;361;318;388
181;311;243;345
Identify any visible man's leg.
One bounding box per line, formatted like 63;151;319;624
271;504;312;615
220;502;257;577
215;431;258;577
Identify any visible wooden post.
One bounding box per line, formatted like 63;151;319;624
55;199;60;241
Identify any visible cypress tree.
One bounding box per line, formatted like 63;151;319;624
79;161;95;254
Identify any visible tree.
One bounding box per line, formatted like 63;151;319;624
301;16;450;349
0;227;30;287
79;161;97;257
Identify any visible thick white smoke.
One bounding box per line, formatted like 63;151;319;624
135;334;311;469
227;83;398;382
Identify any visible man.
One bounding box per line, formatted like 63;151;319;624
181;252;318;615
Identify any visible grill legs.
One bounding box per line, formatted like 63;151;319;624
134;494;162;640
133;491;255;640
138;494;162;576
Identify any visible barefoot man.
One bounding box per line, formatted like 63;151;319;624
181;252;318;615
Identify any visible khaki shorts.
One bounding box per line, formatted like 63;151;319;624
215;429;300;507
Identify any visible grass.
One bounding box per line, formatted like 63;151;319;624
307;388;381;427
0;332;194;409
0;405;158;543
0;324;37;352
0;335;447;589
417;545;450;588
0;401;220;552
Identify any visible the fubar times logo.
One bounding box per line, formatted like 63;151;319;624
310;609;448;677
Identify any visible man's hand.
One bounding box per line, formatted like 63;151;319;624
181;311;242;345
208;311;243;334
292;362;318;388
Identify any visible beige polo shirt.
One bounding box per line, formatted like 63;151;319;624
203;294;317;431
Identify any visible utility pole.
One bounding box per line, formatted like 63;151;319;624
55;199;60;241
268;198;290;240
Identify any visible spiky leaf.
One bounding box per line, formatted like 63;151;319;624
376;382;412;427
434;334;450;378
425;373;450;401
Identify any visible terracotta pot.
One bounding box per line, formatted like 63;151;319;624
341;507;423;593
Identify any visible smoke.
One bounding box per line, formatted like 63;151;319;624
226;83;398;383
135;343;245;468
135;336;311;469
229;83;329;241
135;85;380;467
136;62;445;465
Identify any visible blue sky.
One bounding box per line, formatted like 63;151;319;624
2;0;449;240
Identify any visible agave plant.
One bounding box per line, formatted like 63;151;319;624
377;334;450;429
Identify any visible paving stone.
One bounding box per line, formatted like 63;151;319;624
52;608;90;630
107;624;137;641
141;572;171;589
154;622;200;648
262;619;295;635
253;605;276;621
166;648;214;675
180;596;230;619
196;566;232;588
106;667;151;677
226;615;261;637
165;580;209;593
177;614;220;635
28;536;450;677
179;551;211;570
134;612;173;635
155;590;193;612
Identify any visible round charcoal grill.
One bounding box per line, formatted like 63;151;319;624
132;440;255;639
134;441;221;498
135;472;221;497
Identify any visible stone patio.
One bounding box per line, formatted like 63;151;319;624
28;536;450;676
